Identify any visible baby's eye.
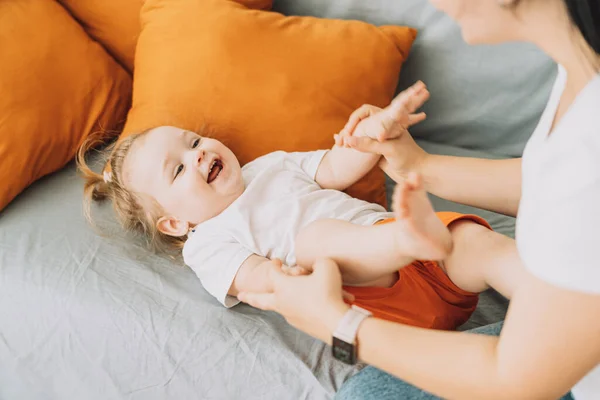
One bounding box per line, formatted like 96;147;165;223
174;164;184;179
192;138;200;148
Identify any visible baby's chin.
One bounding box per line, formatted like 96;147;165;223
221;179;245;201
222;170;244;190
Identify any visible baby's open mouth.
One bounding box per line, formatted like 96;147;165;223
207;159;223;183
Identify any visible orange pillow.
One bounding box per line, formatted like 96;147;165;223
57;0;274;72
122;0;416;206
0;0;131;211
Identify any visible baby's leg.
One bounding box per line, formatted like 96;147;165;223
391;174;526;299
439;219;526;299
296;219;412;286
295;175;452;286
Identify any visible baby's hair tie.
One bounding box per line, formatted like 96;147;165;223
103;171;113;184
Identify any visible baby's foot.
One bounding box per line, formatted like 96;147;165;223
392;172;453;260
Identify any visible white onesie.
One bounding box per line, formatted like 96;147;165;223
182;150;393;307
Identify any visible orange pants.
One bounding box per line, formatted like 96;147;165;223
343;212;491;331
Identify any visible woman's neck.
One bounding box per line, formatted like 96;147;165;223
562;54;599;97
529;23;599;132
517;1;598;95
534;28;598;95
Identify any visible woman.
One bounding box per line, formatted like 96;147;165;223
238;0;600;399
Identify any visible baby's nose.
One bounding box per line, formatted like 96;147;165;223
195;149;205;167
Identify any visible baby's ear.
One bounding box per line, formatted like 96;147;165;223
156;216;189;237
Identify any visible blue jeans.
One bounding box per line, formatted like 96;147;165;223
335;322;574;400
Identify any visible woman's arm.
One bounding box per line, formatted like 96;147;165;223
420;155;522;217
238;260;600;400
356;273;600;399
347;132;522;217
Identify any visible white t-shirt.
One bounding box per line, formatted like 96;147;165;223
516;65;600;399
183;150;392;307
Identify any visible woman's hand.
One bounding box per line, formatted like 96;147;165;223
237;258;351;345
346;128;430;184
337;81;432;183
338;80;429;142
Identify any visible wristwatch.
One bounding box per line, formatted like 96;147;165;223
332;305;372;364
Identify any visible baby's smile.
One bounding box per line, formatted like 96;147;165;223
207;158;223;183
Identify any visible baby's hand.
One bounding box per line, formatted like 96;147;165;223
335;81;429;146
282;264;311;276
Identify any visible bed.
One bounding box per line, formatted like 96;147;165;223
0;0;556;399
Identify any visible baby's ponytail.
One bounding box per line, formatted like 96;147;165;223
77;133;114;225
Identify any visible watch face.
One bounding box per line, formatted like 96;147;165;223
332;337;356;365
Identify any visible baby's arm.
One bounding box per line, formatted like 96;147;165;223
315;124;382;191
315;81;429;191
228;254;306;298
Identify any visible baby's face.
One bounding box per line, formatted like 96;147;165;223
124;126;244;228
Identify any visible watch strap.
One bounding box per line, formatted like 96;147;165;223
333;305;372;343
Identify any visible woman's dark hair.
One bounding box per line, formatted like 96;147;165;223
509;0;600;66
564;0;600;56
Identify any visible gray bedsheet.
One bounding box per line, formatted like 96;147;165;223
0;0;555;399
0;161;357;400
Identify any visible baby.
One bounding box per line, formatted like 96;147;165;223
79;82;492;329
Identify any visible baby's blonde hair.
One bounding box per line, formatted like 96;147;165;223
77;131;186;255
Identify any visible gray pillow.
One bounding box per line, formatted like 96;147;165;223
273;0;557;237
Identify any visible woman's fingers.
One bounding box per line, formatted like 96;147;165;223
377;116;424;142
340;104;380;136
376;123;411;142
284;265;310;276
238;261;288;308
342;290;355;302
271;258;283;267
237;292;277;311
333;133;342;147
346;135;388;154
312;257;343;284
239;258;349;343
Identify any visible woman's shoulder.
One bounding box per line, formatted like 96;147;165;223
540;73;600;188
565;71;600;136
